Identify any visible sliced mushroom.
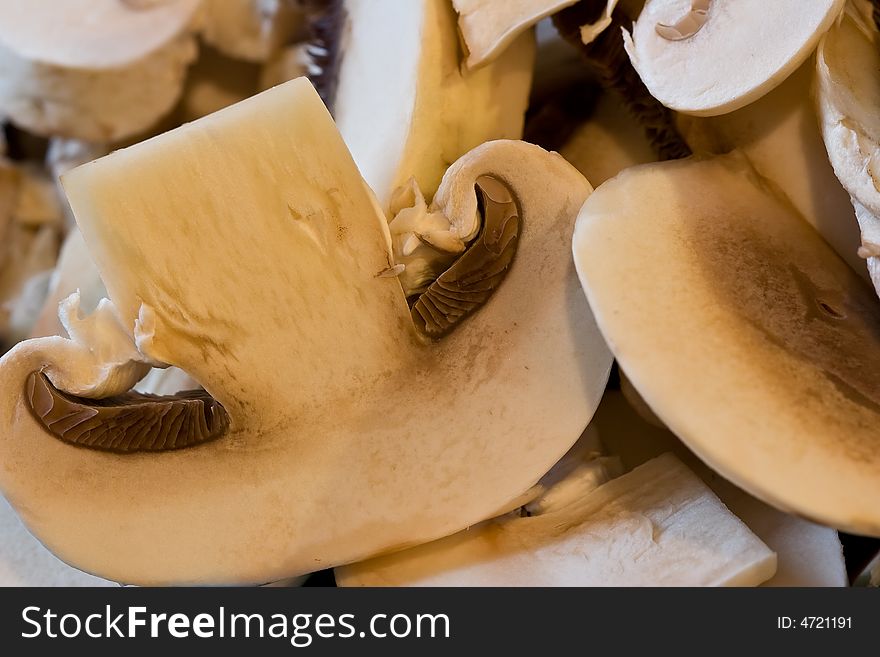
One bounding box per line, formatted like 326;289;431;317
815;1;880;296
0;79;611;585
452;0;579;69
310;0;535;211
593;391;848;587
678;60;864;276
623;0;845;116
0;0;200;141
336;452;776;587
573;153;880;536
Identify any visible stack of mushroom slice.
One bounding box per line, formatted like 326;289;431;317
312;0;535;211
0;78;612;585
0;0;201;142
623;0;845;116
573;152;880;537
336;427;778;587
815;0;880;300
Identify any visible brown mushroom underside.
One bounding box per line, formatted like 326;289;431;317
25;371;229;453
411;175;521;338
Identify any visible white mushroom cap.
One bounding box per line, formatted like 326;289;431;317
574;153;880;536
624;0;845;116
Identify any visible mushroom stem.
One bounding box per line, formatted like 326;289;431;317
552;0;692;160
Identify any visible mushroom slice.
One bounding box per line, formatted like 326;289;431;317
201;0;305;63
574;153;880;536
336;452;776;587
623;0;845;116
0;79;611;585
593;391;848;587
678;60;864;276
0;0;200;141
452;0;579;68
313;0;535;211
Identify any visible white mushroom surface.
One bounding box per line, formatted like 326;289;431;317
625;0;845;116
337;452;776;587
201;0;304;62
593;392;848;587
331;0;535;211
0;0;201;141
0;79;611;585
574;153;880;536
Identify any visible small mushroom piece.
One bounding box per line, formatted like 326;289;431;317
573;153;880;536
201;0;305;63
336;452;776;587
593;391;848;587
452;0;579;68
311;0;535;211
0;0;200;141
815;1;880;296
0;79;611;584
623;0;845;116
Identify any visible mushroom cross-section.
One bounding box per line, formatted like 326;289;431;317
0;78;612;585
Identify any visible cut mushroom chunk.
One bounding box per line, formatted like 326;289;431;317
452;0;579;68
624;0;845;116
0;0;200;141
574;153;880;536
336;453;776;587
0;79;611;585
315;0;535;211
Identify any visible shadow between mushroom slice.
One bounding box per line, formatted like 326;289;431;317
0;79;611;585
573;152;880;536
